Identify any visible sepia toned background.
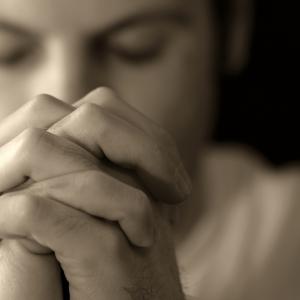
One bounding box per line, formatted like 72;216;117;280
215;0;298;165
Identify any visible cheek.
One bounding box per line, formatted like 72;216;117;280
0;72;30;121
110;27;217;163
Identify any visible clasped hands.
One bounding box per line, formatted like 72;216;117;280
0;88;190;299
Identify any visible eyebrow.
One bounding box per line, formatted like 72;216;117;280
96;10;191;40
0;8;190;39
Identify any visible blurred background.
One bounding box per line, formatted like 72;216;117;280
215;0;299;165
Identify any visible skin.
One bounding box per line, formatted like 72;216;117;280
0;0;217;170
0;92;189;299
0;0;252;299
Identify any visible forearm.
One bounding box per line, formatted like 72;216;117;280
124;216;185;300
0;240;63;300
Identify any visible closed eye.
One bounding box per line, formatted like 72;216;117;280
0;31;36;67
106;36;166;64
0;48;32;66
90;22;171;65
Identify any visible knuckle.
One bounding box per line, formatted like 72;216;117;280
16;128;49;167
10;194;42;225
19;127;46;146
18;128;47;153
76;102;99;119
94;87;117;105
77;103;111;138
26;94;56;114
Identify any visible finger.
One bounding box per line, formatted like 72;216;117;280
0;128;99;193
74;87;162;137
50;103;191;204
0;239;63;299
0;94;74;146
74;88;192;200
0;193;128;270
75;88;190;181
14;169;154;247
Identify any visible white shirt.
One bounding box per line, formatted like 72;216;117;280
176;145;300;300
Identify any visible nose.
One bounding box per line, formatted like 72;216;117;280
29;38;95;104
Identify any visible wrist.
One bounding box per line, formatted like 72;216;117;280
0;239;63;300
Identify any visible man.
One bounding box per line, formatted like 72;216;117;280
1;0;299;299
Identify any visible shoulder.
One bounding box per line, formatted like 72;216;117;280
200;143;300;211
180;144;300;300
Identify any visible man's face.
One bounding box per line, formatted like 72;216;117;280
0;0;217;168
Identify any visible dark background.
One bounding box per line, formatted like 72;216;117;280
215;1;299;165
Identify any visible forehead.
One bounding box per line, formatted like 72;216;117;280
0;0;195;34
